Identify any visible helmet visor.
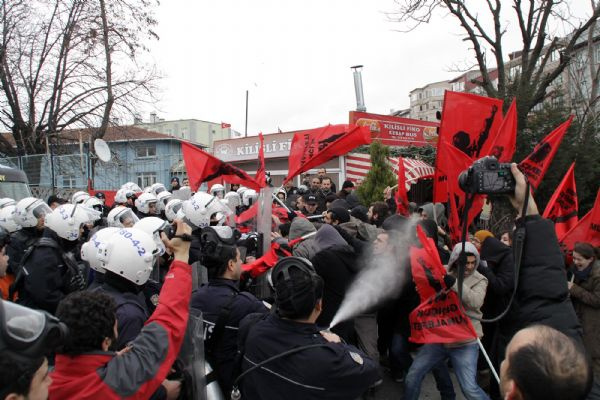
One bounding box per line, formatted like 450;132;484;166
32;202;52;219
1;300;45;344
118;209;139;227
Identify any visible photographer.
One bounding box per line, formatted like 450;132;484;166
49;220;192;399
190;226;268;395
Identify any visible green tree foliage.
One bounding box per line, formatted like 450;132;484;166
357;141;396;206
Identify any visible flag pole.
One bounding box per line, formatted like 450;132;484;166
477;338;500;384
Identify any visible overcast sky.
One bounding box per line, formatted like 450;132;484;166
145;0;591;135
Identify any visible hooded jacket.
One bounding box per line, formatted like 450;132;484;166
289;218;320;260
447;242;488;338
311;225;358;340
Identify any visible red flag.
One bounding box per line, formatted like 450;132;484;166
235;203;259;224
486;99;517;162
395;156;410;216
519;116;573;189
242;240;293;278
221;122;231;129
284;124;371;183
543;163;578;238
560;188;600;250
433;91;503;202
181;142;263;192
409;226;477;344
255;133;266;187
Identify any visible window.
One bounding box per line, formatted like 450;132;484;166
61;175;76;188
431;87;445;97
550;50;559;62
137;172;157;188
135;145;156;158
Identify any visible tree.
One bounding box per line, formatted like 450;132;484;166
0;0;159;156
392;0;600;130
357;140;396;206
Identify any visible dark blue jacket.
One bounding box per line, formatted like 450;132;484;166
190;278;267;393
238;313;381;399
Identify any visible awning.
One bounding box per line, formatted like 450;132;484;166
345;152;434;186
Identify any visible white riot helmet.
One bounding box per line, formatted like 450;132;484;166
135;193;158;215
114;188;133;204
14;197;52;228
45;204;101;241
210;184;225;199
0;205;20;233
98;228;159;285
165;199;183;222
0;198;16;209
156;191;172;212
71;191;90;204
121;182;142;192
83;196;104;213
150;183;167;196
80;227;119;273
236;186;249;197
224;191;241;211
242;189;258;207
107;206;139;228
134;217;168;255
181;192;231;229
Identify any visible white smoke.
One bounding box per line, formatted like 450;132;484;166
329;216;419;329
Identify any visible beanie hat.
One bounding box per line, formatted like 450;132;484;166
474;230;494;244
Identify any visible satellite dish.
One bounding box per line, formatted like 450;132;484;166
94;138;111;162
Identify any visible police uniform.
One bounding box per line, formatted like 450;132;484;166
190;278;267;393
238;313;381;399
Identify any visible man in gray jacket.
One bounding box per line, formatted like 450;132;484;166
289;218;320;260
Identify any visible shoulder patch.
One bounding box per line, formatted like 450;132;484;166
349;351;363;365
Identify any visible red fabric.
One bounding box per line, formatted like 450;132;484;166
284;124;371;183
88;189;117;207
409;226;477;344
395;156;410;216
447;193;462;245
255;133;266;187
434;91;503;202
242;241;293;278
559;187;600;250
519;116;573;189
235;203;259;224
50;260;192;400
221;122;231;129
181;141;263;192
543;163;578;238
487;99;517;162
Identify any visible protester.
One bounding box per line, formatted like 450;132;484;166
499;325;591;400
473;230;494;251
368;201;389;228
49;220;192;399
568;242;600;397
302;194;320;217
337;180;354;199
170;177;181;192
0;228;10;300
309;176;321;195
190;226;268;394
499;230;513;247
0;354;51;400
317;168;337;192
288;217;319;260
237;256;380;399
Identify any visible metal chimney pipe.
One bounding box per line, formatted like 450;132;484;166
351;65;367;112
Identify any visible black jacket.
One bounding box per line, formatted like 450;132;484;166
502;216;581;340
310;244;359;341
479;237;515;319
7;227;41;274
238;313;380;400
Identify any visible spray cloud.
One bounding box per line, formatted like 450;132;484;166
330;216;419;329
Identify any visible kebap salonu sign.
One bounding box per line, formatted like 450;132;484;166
213;132;295;162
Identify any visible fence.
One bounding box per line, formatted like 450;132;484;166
0;153;185;192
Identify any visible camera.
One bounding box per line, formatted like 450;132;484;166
458;156;516;195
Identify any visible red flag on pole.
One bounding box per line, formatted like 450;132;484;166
255;133;266;186
559;187;600;250
519;116;573;189
181;141;263;192
221;122;231;129
486;99;517;162
284;124;371;183
396;156;410;216
409;226;477;344
543;163;578;239
433;91;504;202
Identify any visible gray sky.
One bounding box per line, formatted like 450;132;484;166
146;0;591;135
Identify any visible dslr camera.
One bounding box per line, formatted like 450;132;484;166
458;156;516;195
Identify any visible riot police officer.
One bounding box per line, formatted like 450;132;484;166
235;257;381;400
190;225;268;395
15;204;100;313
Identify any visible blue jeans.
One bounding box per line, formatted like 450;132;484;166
404;342;490;400
390;334;455;399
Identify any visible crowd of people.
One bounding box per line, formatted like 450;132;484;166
0;164;596;400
